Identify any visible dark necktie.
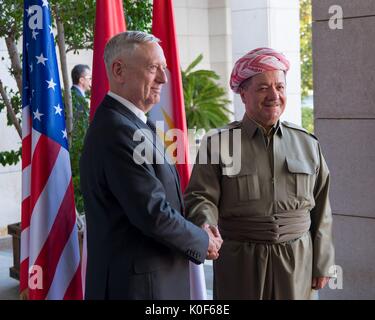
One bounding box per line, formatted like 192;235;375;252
146;119;157;134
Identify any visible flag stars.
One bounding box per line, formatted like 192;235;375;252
33;109;43;121
46;78;57;91
42;0;49;8
49;25;54;35
32;29;39;40
62;129;67;139
26;7;33;16
36;53;48;65
46;78;56;91
54;104;62;116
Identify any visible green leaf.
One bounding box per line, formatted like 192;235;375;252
0;147;22;166
301;107;314;133
184;54;203;74
182;54;232;131
300;0;312;99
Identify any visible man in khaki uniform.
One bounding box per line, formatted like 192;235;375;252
184;48;335;300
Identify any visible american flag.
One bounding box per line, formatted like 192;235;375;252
20;0;82;299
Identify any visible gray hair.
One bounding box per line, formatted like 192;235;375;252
104;31;160;70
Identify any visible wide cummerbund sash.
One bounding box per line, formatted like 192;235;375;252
219;210;311;244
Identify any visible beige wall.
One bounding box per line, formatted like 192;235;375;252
313;0;375;299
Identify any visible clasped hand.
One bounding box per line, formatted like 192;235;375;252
202;223;223;260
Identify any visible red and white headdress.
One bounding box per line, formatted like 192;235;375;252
230;47;290;93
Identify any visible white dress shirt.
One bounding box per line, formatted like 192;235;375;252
107;91;147;124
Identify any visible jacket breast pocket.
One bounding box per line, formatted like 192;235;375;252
222;170;260;205
286;158;315;199
237;173;260;201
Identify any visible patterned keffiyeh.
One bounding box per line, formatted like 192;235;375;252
230;47;290;93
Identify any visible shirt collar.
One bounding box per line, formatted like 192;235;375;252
242;114;283;138
107;91;147;124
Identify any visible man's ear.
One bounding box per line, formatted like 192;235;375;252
111;60;125;83
239;89;247;104
78;76;85;86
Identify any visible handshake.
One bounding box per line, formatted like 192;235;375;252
202;223;223;260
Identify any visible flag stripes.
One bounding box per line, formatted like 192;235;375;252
20;0;82;299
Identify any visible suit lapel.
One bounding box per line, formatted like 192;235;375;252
170;164;184;212
138;125;184;209
103;96;183;205
145;124;184;206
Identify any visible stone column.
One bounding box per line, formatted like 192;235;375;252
174;0;211;71
313;0;375;299
230;0;302;124
208;0;233;114
175;0;234;116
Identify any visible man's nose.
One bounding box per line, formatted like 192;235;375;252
268;86;279;100
157;68;168;84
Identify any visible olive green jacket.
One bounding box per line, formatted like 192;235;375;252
185;114;335;299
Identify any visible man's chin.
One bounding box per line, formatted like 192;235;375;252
262;115;282;127
263;113;280;121
150;96;161;105
146;98;161;110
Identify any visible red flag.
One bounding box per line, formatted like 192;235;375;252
151;0;207;300
151;0;190;192
21;0;82;299
90;0;126;120
84;0;126;296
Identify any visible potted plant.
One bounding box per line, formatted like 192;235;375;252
182;54;232;132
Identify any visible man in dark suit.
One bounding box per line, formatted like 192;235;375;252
80;31;222;300
71;64;91;112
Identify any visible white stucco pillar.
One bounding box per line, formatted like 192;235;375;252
230;0;302;124
207;0;233;112
0;39;22;235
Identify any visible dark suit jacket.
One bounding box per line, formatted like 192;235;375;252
71;85;85;112
80;95;208;300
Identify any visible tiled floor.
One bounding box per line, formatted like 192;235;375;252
0;236;213;300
